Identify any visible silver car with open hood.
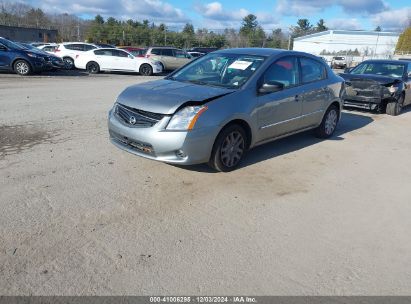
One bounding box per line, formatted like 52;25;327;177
108;48;344;171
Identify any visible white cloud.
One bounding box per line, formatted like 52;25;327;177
21;0;190;24
195;2;280;29
326;18;363;30
275;0;388;16
371;7;411;31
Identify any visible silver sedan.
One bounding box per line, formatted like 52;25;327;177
108;48;344;171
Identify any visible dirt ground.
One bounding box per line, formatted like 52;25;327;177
1;72;411;295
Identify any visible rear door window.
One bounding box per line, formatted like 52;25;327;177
65;44;85;51
150;48;162;55
162;49;174;57
300;57;327;83
94;49;113;56
114;50;129;57
84;44;97;51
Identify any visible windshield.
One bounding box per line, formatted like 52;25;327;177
169;53;266;89
0;38;25;50
351;62;405;78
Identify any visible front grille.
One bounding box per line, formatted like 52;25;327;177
115;103;164;127
109;130;155;155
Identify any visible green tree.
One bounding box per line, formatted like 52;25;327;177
316;19;328;32
94;14;104;24
240;14;258;33
375;26;382;32
291;18;313;38
396;27;411;53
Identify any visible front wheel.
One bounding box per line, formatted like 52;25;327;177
63;57;74;70
315;105;339;138
386;95;404;116
208;124;247;172
139;63;153;76
14;60;31;76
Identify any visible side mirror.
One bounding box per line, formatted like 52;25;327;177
344;67;353;73
128;54;134;59
258;81;284;94
0;45;7;51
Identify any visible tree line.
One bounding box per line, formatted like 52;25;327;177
0;1;333;49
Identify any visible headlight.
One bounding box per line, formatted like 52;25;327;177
388;85;399;94
27;53;40;58
166;105;208;131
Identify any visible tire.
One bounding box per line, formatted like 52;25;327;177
13;60;31;76
139;63;153;76
86;61;100;74
386;95;404;116
208;124;247;172
315;105;339;138
63;57;74;70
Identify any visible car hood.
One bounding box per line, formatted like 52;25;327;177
340;73;402;85
116;79;236;115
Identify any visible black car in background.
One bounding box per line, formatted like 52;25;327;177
341;60;411;116
0;37;51;75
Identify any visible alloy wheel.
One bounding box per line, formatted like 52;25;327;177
220;131;245;168
325;109;338;135
16;62;29;75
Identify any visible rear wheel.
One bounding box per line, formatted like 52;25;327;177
315;105;339;138
86;61;100;74
139;63;153;76
208;124;247;172
386;95;404;116
63;57;74;70
14;60;31;76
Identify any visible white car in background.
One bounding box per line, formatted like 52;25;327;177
74;48;163;76
37;44;58;53
54;42;99;69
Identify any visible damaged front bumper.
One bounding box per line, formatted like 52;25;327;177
343;80;400;111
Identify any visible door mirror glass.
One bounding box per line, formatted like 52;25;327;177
344;67;354;73
258;81;284;94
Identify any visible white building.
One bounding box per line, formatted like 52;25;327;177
293;30;400;58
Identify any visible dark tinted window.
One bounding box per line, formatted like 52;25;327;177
300;57;327;83
43;46;55;52
65;44;84;51
263;56;299;88
130;49;146;56
94;49;113;56
84;44;97;51
115;50;129;57
175;49;189;58
162;48;174;56
150;48;162;55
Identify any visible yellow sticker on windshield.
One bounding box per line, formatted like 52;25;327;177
228;60;252;70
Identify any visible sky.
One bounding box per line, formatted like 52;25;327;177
19;0;411;32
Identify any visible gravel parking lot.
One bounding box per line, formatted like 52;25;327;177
1;71;411;295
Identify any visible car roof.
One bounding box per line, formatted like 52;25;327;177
213;48;320;59
62;42;96;45
362;59;410;65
